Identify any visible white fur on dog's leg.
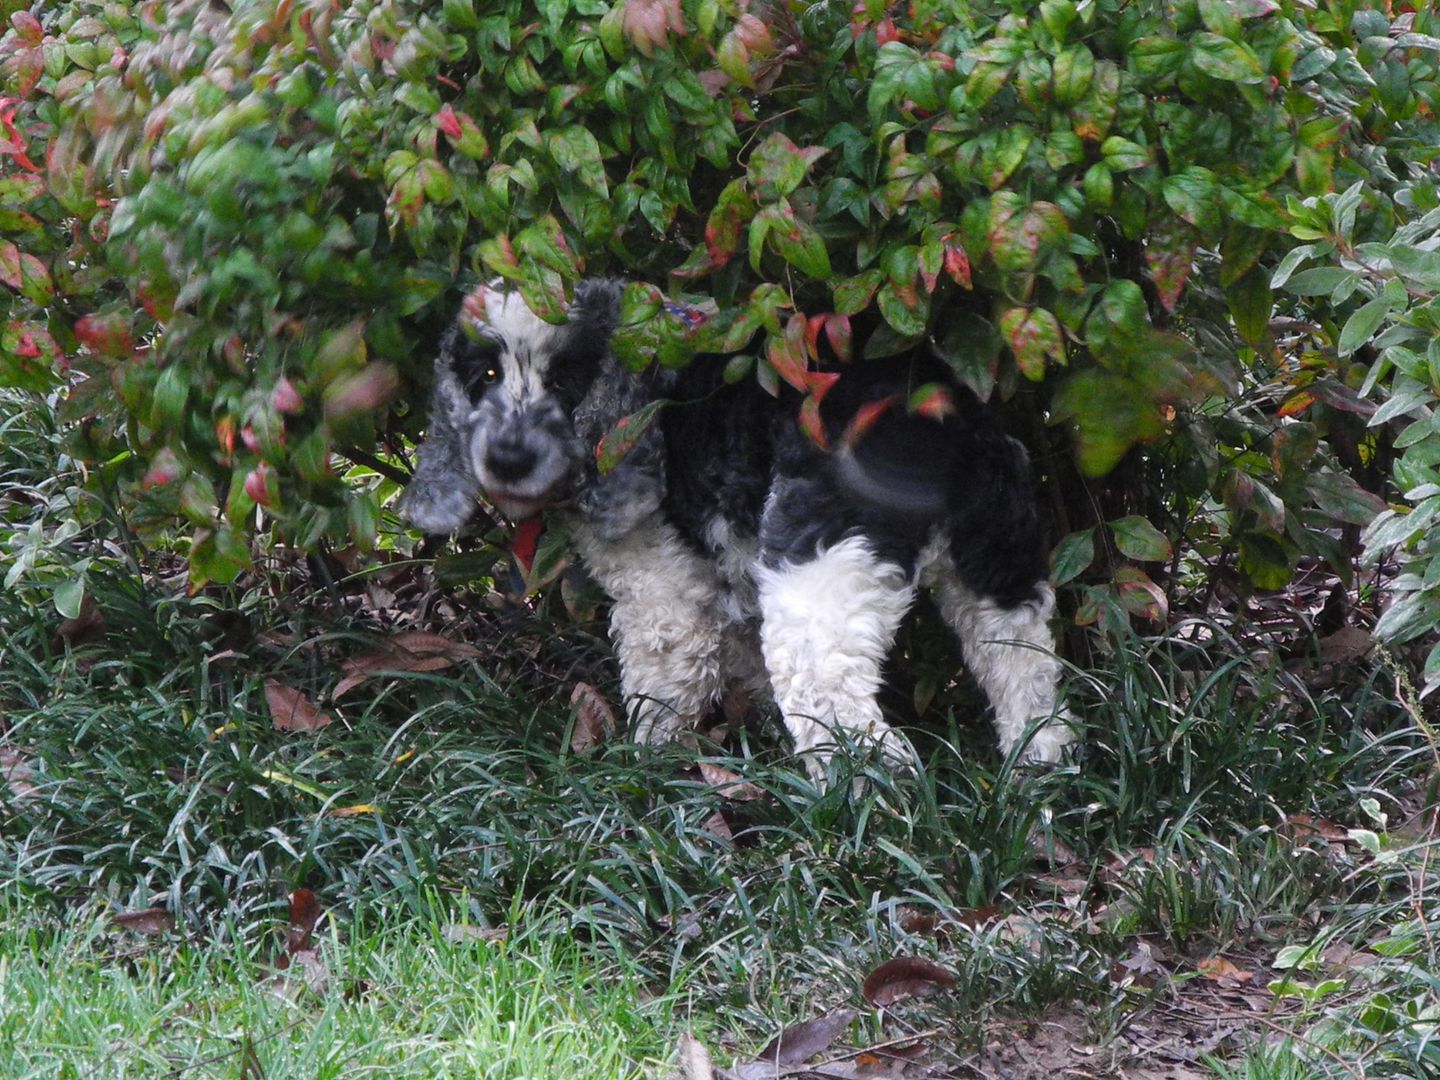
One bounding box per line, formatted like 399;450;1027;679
573;519;726;744
755;538;915;781
928;573;1075;763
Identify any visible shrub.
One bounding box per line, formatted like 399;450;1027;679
0;0;1435;605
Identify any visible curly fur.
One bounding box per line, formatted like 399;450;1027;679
402;281;1076;779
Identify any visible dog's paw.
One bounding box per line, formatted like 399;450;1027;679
1016;712;1078;768
399;481;477;535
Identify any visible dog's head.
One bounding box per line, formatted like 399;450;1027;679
402;280;666;535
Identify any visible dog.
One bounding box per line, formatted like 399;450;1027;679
400;280;1075;778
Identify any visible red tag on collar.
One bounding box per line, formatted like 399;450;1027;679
512;517;543;573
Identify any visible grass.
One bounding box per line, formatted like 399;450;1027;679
2;387;1438;1076
0;890;679;1079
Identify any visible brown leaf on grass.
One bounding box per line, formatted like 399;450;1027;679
1280;812;1349;845
1198;955;1254;985
570;681;617;752
701;810;734;844
755;1007;858;1066
1109;940;1169;987
283;887;322;956
1319;625;1374;664
861;957;955;1008
698;761;767;801
269;947;331;1001
113;907;174;935
332;630;484;700
265;680;333;732
1;743;38;804
50;592;105;652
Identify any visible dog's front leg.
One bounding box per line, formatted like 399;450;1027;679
572;520;726;743
754;537;915;781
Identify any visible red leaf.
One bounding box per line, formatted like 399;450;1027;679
271;376;304;415
1112;565;1168;622
766;313;811;392
244;463;276;507
908;383;954;421
434;104;462;139
944;239;973;289
861;956;955;1007
804;369;839;403
74;312;134;359
264;680;333;732
9;12;43;46
284;888;322;955
842;395;899;446
512;516;543;572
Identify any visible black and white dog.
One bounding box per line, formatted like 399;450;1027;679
401;280;1074;777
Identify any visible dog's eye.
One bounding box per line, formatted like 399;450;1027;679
482;367;500;385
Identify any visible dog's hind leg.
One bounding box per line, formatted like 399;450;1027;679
573;520;726;744
921;547;1074;764
754;537;914;779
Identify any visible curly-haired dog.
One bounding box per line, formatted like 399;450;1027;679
401;280;1075;777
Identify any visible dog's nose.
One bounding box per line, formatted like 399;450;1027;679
485;439;538;483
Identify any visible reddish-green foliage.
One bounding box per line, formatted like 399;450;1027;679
0;0;1436;606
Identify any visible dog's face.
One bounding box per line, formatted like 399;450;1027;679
404;280;657;532
436;287;599;519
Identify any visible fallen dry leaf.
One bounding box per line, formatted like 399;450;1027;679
283;887;322;956
698;761;767;801
755;1007;858;1068
1;743;39;804
701;810;734;844
265;680;333;732
113;907;174;935
570;681;617;752
1197;955;1254;985
861;957;955;1008
1280;812;1349;845
333;630;483;700
269;947;331;1001
1319;625;1374;664
1110;940;1169;988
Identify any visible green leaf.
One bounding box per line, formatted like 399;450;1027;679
1226;268;1272;347
1050;528;1095;586
1337;294;1397;357
53;577;86;620
1052;44;1095;106
1109;515;1173;562
1161;167;1222;232
1100;136;1150;171
548;126;609;196
1190;32;1265;82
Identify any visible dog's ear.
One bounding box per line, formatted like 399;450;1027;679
564;281;669;539
398;331;484;535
